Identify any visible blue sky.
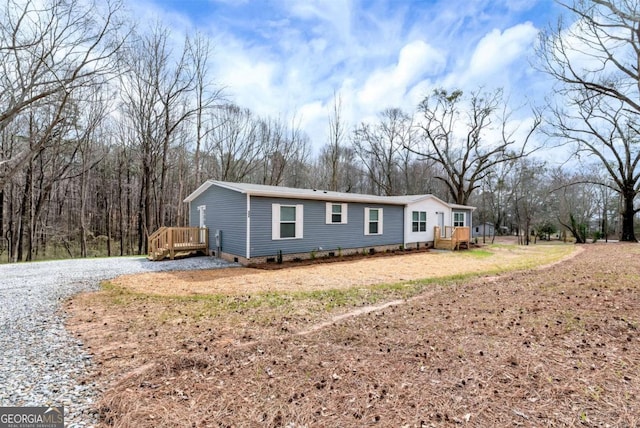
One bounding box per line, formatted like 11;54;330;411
132;0;567;152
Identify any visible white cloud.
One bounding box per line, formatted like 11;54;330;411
139;0;561;155
468;23;538;79
357;40;445;111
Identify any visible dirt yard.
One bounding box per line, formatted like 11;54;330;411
109;243;574;296
66;242;640;427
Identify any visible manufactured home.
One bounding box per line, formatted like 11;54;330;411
168;181;475;264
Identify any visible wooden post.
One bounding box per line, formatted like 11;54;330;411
169;228;174;260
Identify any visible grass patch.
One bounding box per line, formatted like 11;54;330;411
97;243;575;321
463;248;494;258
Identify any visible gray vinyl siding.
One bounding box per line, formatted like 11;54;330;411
249;196;404;257
189;185;246;256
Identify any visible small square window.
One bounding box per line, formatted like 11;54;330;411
326;203;348;224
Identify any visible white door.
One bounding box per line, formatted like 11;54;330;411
437;212;445;237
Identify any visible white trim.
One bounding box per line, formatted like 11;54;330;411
272;203;303;240
364;207;383;235
364;208;369;235
272;204;280;240
295;204;304;238
197;205;206;228
453;211;465;227
246;195;251;259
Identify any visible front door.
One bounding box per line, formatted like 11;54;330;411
437;212;445;237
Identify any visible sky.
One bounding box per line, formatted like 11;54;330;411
131;0;567;154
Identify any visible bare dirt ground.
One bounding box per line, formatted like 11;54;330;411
66;242;640;427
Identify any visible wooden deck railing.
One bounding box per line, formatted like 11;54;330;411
148;227;209;261
434;226;470;250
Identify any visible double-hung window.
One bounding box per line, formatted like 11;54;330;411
412;211;427;232
453;212;465;227
326;203;348;224
272;204;304;239
364;208;383;235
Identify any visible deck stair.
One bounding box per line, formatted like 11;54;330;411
434;226;470;251
148;227;209;261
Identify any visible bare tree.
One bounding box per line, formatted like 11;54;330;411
413;88;541;205
473;160;517;242
537;0;640;241
257;114;310;186
119;24;209;252
352;108;416;196
203;104;261;182
510;158;550;245
325;91;348;191
549;167;604;243
188;32;224;187
0;0;127;188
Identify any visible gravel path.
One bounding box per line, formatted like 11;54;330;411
0;256;236;427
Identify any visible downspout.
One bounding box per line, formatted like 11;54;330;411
246;194;251;260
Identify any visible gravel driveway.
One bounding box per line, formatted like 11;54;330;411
0;255;235;427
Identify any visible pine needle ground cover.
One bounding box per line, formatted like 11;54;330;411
65;242;640;427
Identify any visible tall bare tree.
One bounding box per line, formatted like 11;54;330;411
537;0;640;241
0;0;126;188
119;24;210;252
202;104;261;182
412;88;541;205
257;114;310;186
190;34;220;186
352;108;416;196
325;91;348;191
510;158;550;245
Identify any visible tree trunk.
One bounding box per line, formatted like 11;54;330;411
568;213;587;244
105;192;112;257
16;165;31;262
79;170;88;258
620;190;637;242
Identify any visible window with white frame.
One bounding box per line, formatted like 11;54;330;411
272;204;304;239
453;212;465;227
364;207;383;235
412;211;427;232
326;203;348;224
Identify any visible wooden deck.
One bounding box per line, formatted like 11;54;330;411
434;226;470;251
148;227;209;261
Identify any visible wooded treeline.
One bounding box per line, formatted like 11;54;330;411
1;0;638;262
